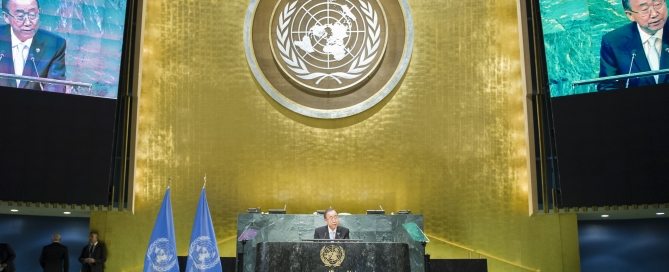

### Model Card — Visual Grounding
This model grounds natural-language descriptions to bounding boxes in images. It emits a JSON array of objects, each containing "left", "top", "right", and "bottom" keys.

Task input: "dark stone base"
[{"left": 256, "top": 241, "right": 410, "bottom": 272}]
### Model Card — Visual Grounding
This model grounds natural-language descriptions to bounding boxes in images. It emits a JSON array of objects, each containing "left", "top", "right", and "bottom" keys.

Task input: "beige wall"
[{"left": 91, "top": 0, "right": 580, "bottom": 271}]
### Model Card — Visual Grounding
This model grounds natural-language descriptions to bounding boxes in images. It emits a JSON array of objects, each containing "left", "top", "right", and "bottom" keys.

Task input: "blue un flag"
[
  {"left": 186, "top": 187, "right": 222, "bottom": 272},
  {"left": 143, "top": 188, "right": 180, "bottom": 272}
]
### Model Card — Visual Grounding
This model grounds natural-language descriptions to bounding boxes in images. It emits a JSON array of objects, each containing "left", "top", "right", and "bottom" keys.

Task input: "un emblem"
[
  {"left": 272, "top": 0, "right": 387, "bottom": 92},
  {"left": 146, "top": 238, "right": 178, "bottom": 272},
  {"left": 245, "top": 0, "right": 413, "bottom": 119},
  {"left": 320, "top": 244, "right": 345, "bottom": 270},
  {"left": 187, "top": 236, "right": 220, "bottom": 270}
]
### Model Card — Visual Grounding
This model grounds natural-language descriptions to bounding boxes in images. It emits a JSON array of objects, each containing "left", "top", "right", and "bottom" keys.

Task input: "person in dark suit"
[
  {"left": 598, "top": 0, "right": 669, "bottom": 90},
  {"left": 313, "top": 208, "right": 350, "bottom": 240},
  {"left": 78, "top": 231, "right": 106, "bottom": 272},
  {"left": 0, "top": 0, "right": 66, "bottom": 92},
  {"left": 0, "top": 243, "right": 15, "bottom": 272},
  {"left": 39, "top": 233, "right": 69, "bottom": 272}
]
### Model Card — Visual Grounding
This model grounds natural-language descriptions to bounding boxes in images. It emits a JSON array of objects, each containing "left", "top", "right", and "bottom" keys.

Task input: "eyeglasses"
[
  {"left": 4, "top": 11, "right": 39, "bottom": 22},
  {"left": 629, "top": 0, "right": 666, "bottom": 16}
]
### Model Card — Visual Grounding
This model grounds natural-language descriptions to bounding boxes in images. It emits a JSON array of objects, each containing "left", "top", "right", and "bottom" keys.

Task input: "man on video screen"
[
  {"left": 599, "top": 0, "right": 668, "bottom": 90},
  {"left": 0, "top": 0, "right": 66, "bottom": 92}
]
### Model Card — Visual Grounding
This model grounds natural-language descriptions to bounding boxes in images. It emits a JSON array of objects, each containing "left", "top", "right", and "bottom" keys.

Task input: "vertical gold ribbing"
[{"left": 91, "top": 1, "right": 580, "bottom": 271}]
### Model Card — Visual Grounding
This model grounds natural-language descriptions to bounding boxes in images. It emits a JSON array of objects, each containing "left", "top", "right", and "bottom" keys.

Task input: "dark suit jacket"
[
  {"left": 598, "top": 21, "right": 669, "bottom": 90},
  {"left": 79, "top": 242, "right": 106, "bottom": 272},
  {"left": 0, "top": 243, "right": 15, "bottom": 272},
  {"left": 313, "top": 225, "right": 350, "bottom": 240},
  {"left": 40, "top": 242, "right": 69, "bottom": 272},
  {"left": 0, "top": 24, "right": 66, "bottom": 92}
]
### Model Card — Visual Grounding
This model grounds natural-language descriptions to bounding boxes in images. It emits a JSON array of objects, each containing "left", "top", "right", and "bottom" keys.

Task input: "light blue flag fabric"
[
  {"left": 186, "top": 188, "right": 222, "bottom": 272},
  {"left": 144, "top": 188, "right": 180, "bottom": 272}
]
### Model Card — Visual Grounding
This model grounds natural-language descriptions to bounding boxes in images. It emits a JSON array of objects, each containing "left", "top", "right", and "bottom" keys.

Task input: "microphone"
[
  {"left": 30, "top": 54, "right": 44, "bottom": 91},
  {"left": 626, "top": 50, "right": 636, "bottom": 89}
]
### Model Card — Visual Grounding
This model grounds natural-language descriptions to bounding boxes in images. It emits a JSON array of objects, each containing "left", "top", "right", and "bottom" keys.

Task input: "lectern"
[
  {"left": 237, "top": 214, "right": 425, "bottom": 271},
  {"left": 256, "top": 241, "right": 410, "bottom": 272}
]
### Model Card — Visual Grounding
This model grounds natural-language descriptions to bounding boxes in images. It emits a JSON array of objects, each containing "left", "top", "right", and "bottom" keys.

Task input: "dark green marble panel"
[{"left": 255, "top": 242, "right": 410, "bottom": 272}]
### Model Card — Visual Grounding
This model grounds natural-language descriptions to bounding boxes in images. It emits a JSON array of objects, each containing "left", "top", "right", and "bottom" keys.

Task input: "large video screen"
[
  {"left": 0, "top": 0, "right": 127, "bottom": 98},
  {"left": 0, "top": 0, "right": 138, "bottom": 205},
  {"left": 540, "top": 0, "right": 669, "bottom": 97},
  {"left": 532, "top": 0, "right": 669, "bottom": 207}
]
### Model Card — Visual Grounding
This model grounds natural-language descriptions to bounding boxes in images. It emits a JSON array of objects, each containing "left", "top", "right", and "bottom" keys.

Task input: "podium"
[
  {"left": 255, "top": 241, "right": 410, "bottom": 272},
  {"left": 572, "top": 68, "right": 669, "bottom": 90},
  {"left": 237, "top": 214, "right": 425, "bottom": 272},
  {"left": 0, "top": 72, "right": 92, "bottom": 93}
]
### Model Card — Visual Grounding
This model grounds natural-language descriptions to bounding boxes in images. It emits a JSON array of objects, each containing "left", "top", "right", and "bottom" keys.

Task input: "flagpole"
[
  {"left": 143, "top": 182, "right": 179, "bottom": 272},
  {"left": 186, "top": 174, "right": 222, "bottom": 272}
]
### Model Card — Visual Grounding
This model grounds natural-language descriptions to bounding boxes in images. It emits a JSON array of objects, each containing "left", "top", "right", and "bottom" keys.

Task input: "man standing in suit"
[
  {"left": 0, "top": 0, "right": 66, "bottom": 92},
  {"left": 79, "top": 231, "right": 106, "bottom": 272},
  {"left": 0, "top": 243, "right": 15, "bottom": 272},
  {"left": 599, "top": 0, "right": 668, "bottom": 90},
  {"left": 313, "top": 208, "right": 350, "bottom": 240},
  {"left": 39, "top": 233, "right": 68, "bottom": 272}
]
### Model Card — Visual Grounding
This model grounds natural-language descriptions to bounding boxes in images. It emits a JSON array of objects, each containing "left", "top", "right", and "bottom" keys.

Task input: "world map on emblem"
[
  {"left": 246, "top": 0, "right": 413, "bottom": 118},
  {"left": 188, "top": 236, "right": 220, "bottom": 270},
  {"left": 146, "top": 238, "right": 178, "bottom": 272},
  {"left": 272, "top": 0, "right": 388, "bottom": 92}
]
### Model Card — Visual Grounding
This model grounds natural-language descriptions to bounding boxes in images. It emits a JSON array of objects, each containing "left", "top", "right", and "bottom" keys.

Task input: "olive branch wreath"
[{"left": 276, "top": 0, "right": 381, "bottom": 86}]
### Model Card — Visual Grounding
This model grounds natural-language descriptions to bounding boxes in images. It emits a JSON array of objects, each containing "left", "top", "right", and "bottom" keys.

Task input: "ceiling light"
[
  {"left": 601, "top": 214, "right": 609, "bottom": 218},
  {"left": 63, "top": 211, "right": 71, "bottom": 215},
  {"left": 10, "top": 209, "right": 18, "bottom": 212},
  {"left": 657, "top": 212, "right": 665, "bottom": 216}
]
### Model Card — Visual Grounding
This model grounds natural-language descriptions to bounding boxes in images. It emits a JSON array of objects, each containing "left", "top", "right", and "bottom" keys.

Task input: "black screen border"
[
  {"left": 0, "top": 0, "right": 143, "bottom": 207},
  {"left": 522, "top": 0, "right": 669, "bottom": 209}
]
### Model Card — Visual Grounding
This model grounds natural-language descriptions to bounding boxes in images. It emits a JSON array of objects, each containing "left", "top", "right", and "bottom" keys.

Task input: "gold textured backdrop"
[{"left": 91, "top": 0, "right": 580, "bottom": 271}]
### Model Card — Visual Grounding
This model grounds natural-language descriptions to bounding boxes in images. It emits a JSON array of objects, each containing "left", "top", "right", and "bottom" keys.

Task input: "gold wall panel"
[{"left": 92, "top": 0, "right": 580, "bottom": 271}]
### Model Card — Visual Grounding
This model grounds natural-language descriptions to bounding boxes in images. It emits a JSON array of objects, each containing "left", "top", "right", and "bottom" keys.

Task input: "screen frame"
[
  {"left": 0, "top": 0, "right": 145, "bottom": 210},
  {"left": 520, "top": 0, "right": 669, "bottom": 211},
  {"left": 109, "top": 0, "right": 145, "bottom": 212}
]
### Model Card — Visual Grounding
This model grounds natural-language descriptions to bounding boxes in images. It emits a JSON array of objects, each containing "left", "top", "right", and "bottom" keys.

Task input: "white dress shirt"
[
  {"left": 10, "top": 28, "right": 33, "bottom": 86},
  {"left": 637, "top": 24, "right": 663, "bottom": 82}
]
